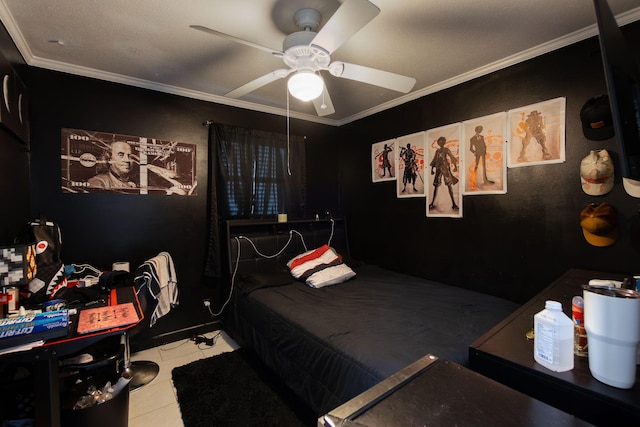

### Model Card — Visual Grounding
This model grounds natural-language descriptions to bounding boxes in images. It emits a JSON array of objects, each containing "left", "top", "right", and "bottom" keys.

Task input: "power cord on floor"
[{"left": 191, "top": 331, "right": 221, "bottom": 347}]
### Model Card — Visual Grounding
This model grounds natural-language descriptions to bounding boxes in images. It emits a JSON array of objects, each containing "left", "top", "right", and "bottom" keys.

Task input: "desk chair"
[
  {"left": 125, "top": 252, "right": 178, "bottom": 391},
  {"left": 122, "top": 278, "right": 159, "bottom": 391}
]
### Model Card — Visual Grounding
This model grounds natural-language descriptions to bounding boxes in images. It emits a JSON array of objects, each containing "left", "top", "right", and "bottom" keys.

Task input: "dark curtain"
[
  {"left": 203, "top": 122, "right": 306, "bottom": 278},
  {"left": 203, "top": 124, "right": 223, "bottom": 278}
]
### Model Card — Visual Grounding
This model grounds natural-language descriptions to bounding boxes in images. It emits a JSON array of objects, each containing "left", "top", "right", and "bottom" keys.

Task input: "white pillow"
[{"left": 287, "top": 245, "right": 356, "bottom": 288}]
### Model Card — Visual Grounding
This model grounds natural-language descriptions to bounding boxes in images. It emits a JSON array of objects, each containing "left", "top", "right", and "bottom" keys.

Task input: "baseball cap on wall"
[
  {"left": 579, "top": 202, "right": 618, "bottom": 247},
  {"left": 580, "top": 95, "right": 614, "bottom": 141},
  {"left": 623, "top": 177, "right": 640, "bottom": 198},
  {"left": 580, "top": 149, "right": 614, "bottom": 195}
]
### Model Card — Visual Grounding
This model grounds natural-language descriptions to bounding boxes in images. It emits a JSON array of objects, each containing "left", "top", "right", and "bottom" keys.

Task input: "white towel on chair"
[{"left": 135, "top": 251, "right": 179, "bottom": 327}]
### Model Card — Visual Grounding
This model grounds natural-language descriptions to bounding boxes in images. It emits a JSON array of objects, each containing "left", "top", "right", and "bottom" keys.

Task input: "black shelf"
[{"left": 469, "top": 268, "right": 639, "bottom": 426}]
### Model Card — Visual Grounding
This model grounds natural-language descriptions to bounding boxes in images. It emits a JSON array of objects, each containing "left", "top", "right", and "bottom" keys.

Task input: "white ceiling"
[{"left": 1, "top": 0, "right": 639, "bottom": 126}]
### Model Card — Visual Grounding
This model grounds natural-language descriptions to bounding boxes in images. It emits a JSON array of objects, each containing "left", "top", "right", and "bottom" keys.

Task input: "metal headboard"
[{"left": 225, "top": 218, "right": 349, "bottom": 277}]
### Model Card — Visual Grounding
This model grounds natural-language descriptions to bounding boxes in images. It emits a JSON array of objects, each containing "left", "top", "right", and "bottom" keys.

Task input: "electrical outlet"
[{"left": 202, "top": 299, "right": 211, "bottom": 308}]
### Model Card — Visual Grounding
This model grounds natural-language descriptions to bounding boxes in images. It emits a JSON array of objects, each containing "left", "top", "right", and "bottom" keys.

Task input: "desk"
[
  {"left": 0, "top": 286, "right": 142, "bottom": 427},
  {"left": 320, "top": 354, "right": 589, "bottom": 426},
  {"left": 469, "top": 268, "right": 640, "bottom": 426}
]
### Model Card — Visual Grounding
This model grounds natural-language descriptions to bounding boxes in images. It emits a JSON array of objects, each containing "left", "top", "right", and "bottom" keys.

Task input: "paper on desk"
[{"left": 0, "top": 340, "right": 44, "bottom": 355}]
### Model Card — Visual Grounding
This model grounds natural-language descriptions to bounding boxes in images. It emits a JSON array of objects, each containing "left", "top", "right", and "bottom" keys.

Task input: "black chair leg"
[
  {"left": 122, "top": 332, "right": 159, "bottom": 391},
  {"left": 129, "top": 360, "right": 160, "bottom": 391}
]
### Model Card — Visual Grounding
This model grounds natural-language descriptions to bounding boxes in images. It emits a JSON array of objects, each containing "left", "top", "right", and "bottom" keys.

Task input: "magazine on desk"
[{"left": 76, "top": 302, "right": 139, "bottom": 334}]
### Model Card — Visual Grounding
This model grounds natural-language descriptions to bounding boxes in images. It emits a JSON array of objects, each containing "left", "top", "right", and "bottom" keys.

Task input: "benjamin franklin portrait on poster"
[{"left": 61, "top": 128, "right": 197, "bottom": 195}]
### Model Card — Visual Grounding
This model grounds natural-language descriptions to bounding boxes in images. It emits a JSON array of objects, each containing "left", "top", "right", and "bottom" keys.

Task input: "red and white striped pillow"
[{"left": 287, "top": 244, "right": 356, "bottom": 288}]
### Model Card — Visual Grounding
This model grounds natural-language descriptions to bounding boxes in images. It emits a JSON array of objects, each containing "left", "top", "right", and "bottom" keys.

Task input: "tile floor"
[{"left": 128, "top": 330, "right": 240, "bottom": 427}]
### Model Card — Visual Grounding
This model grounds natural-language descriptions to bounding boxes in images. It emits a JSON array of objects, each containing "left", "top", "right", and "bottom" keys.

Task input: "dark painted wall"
[
  {"left": 25, "top": 67, "right": 339, "bottom": 348},
  {"left": 334, "top": 23, "right": 640, "bottom": 304},
  {"left": 3, "top": 19, "right": 640, "bottom": 349}
]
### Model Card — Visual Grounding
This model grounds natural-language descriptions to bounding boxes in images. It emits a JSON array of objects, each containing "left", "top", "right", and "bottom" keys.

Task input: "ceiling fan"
[{"left": 191, "top": 0, "right": 416, "bottom": 117}]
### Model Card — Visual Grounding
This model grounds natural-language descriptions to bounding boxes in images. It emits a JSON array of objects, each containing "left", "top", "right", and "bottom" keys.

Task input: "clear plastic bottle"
[{"left": 534, "top": 300, "right": 574, "bottom": 372}]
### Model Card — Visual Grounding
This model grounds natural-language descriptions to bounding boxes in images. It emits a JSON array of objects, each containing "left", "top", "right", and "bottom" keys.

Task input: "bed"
[{"left": 221, "top": 218, "right": 519, "bottom": 415}]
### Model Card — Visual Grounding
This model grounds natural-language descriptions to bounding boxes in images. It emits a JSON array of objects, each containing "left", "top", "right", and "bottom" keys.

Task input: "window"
[
  {"left": 222, "top": 142, "right": 283, "bottom": 216},
  {"left": 213, "top": 123, "right": 305, "bottom": 219}
]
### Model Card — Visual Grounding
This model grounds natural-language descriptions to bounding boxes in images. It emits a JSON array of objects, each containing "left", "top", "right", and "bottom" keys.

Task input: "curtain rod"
[{"left": 202, "top": 119, "right": 306, "bottom": 141}]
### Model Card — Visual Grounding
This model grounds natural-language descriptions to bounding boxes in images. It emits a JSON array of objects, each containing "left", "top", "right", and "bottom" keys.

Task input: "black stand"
[{"left": 122, "top": 331, "right": 159, "bottom": 391}]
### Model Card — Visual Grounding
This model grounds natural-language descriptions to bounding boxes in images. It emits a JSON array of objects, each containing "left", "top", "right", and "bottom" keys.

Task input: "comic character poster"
[
  {"left": 462, "top": 112, "right": 508, "bottom": 195},
  {"left": 372, "top": 139, "right": 396, "bottom": 182},
  {"left": 426, "top": 124, "right": 463, "bottom": 218},
  {"left": 61, "top": 128, "right": 197, "bottom": 195},
  {"left": 396, "top": 132, "right": 425, "bottom": 198},
  {"left": 508, "top": 97, "right": 566, "bottom": 168}
]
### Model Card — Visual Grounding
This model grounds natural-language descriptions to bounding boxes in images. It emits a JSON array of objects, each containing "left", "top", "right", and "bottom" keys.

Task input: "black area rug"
[{"left": 171, "top": 349, "right": 317, "bottom": 427}]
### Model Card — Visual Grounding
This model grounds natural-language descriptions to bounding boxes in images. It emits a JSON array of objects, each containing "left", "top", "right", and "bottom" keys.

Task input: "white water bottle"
[{"left": 534, "top": 300, "right": 574, "bottom": 372}]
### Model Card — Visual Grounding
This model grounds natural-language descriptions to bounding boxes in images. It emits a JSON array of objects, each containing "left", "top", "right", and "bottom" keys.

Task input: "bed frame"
[
  {"left": 221, "top": 217, "right": 519, "bottom": 415},
  {"left": 224, "top": 217, "right": 350, "bottom": 275}
]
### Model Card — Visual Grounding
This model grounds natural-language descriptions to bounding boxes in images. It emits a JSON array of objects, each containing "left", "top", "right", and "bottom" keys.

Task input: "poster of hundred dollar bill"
[{"left": 61, "top": 128, "right": 197, "bottom": 195}]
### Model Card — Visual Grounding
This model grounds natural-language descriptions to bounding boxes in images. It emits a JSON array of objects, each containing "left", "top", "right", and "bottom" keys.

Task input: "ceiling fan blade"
[
  {"left": 226, "top": 69, "right": 293, "bottom": 99},
  {"left": 190, "top": 25, "right": 282, "bottom": 56},
  {"left": 311, "top": 0, "right": 380, "bottom": 55},
  {"left": 312, "top": 85, "right": 335, "bottom": 116},
  {"left": 331, "top": 62, "right": 416, "bottom": 93}
]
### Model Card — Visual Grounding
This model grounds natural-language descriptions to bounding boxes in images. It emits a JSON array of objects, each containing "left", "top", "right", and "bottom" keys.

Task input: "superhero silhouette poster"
[
  {"left": 426, "top": 124, "right": 463, "bottom": 218},
  {"left": 396, "top": 132, "right": 425, "bottom": 198},
  {"left": 462, "top": 112, "right": 508, "bottom": 195},
  {"left": 507, "top": 97, "right": 566, "bottom": 168},
  {"left": 372, "top": 138, "right": 396, "bottom": 182}
]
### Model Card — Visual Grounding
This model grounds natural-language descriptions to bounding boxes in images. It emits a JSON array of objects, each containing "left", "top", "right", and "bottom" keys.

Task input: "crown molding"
[{"left": 2, "top": 2, "right": 639, "bottom": 127}]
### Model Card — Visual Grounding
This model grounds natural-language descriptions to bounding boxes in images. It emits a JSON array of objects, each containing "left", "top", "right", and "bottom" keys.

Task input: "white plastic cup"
[{"left": 584, "top": 286, "right": 640, "bottom": 389}]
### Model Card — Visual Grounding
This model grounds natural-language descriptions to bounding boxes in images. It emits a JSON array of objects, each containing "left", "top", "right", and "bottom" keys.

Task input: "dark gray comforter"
[{"left": 226, "top": 263, "right": 519, "bottom": 415}]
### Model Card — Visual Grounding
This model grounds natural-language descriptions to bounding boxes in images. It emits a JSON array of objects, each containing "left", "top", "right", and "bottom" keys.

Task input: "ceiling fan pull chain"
[{"left": 286, "top": 87, "right": 292, "bottom": 176}]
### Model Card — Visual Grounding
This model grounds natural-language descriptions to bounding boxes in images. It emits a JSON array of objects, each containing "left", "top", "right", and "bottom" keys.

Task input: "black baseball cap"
[{"left": 580, "top": 95, "right": 614, "bottom": 141}]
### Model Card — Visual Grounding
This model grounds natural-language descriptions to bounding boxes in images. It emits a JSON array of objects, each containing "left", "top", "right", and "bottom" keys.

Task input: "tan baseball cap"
[
  {"left": 580, "top": 149, "right": 614, "bottom": 196},
  {"left": 579, "top": 202, "right": 618, "bottom": 247}
]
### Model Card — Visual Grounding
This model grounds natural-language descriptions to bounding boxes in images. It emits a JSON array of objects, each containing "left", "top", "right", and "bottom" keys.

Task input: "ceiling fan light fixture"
[{"left": 288, "top": 71, "right": 323, "bottom": 101}]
